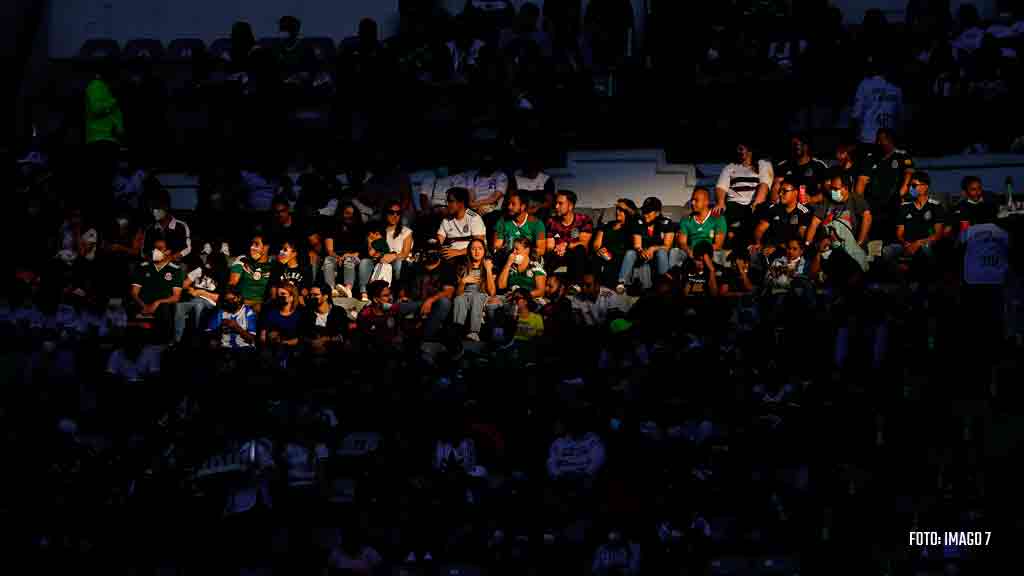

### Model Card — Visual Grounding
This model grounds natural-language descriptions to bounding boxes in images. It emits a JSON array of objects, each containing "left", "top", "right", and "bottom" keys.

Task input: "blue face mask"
[
  {"left": 830, "top": 188, "right": 844, "bottom": 203},
  {"left": 909, "top": 186, "right": 918, "bottom": 199}
]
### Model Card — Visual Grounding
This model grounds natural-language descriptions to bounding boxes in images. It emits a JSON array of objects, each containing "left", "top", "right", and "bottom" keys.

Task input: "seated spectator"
[
  {"left": 466, "top": 152, "right": 510, "bottom": 217},
  {"left": 356, "top": 280, "right": 404, "bottom": 351},
  {"left": 129, "top": 239, "right": 184, "bottom": 335},
  {"left": 540, "top": 273, "right": 575, "bottom": 341},
  {"left": 773, "top": 134, "right": 830, "bottom": 204},
  {"left": 714, "top": 141, "right": 773, "bottom": 243},
  {"left": 453, "top": 239, "right": 497, "bottom": 342},
  {"left": 439, "top": 187, "right": 487, "bottom": 262},
  {"left": 301, "top": 282, "right": 346, "bottom": 355},
  {"left": 592, "top": 529, "right": 641, "bottom": 576},
  {"left": 765, "top": 239, "right": 807, "bottom": 290},
  {"left": 619, "top": 197, "right": 675, "bottom": 292},
  {"left": 276, "top": 15, "right": 312, "bottom": 85},
  {"left": 260, "top": 282, "right": 302, "bottom": 349},
  {"left": 806, "top": 174, "right": 872, "bottom": 247},
  {"left": 592, "top": 198, "right": 637, "bottom": 288},
  {"left": 492, "top": 189, "right": 546, "bottom": 263},
  {"left": 572, "top": 271, "right": 627, "bottom": 327},
  {"left": 228, "top": 234, "right": 274, "bottom": 313},
  {"left": 174, "top": 249, "right": 226, "bottom": 344},
  {"left": 143, "top": 189, "right": 192, "bottom": 262},
  {"left": 271, "top": 239, "right": 312, "bottom": 302},
  {"left": 719, "top": 250, "right": 755, "bottom": 296},
  {"left": 515, "top": 156, "right": 556, "bottom": 216},
  {"left": 752, "top": 178, "right": 812, "bottom": 259},
  {"left": 884, "top": 171, "right": 946, "bottom": 270},
  {"left": 547, "top": 411, "right": 606, "bottom": 481},
  {"left": 323, "top": 202, "right": 368, "bottom": 299},
  {"left": 948, "top": 176, "right": 997, "bottom": 236},
  {"left": 404, "top": 246, "right": 456, "bottom": 342},
  {"left": 511, "top": 288, "right": 545, "bottom": 343},
  {"left": 206, "top": 289, "right": 258, "bottom": 350},
  {"left": 675, "top": 186, "right": 726, "bottom": 268},
  {"left": 683, "top": 244, "right": 719, "bottom": 298},
  {"left": 381, "top": 201, "right": 415, "bottom": 284},
  {"left": 545, "top": 190, "right": 594, "bottom": 284},
  {"left": 267, "top": 194, "right": 304, "bottom": 253},
  {"left": 498, "top": 237, "right": 547, "bottom": 300}
]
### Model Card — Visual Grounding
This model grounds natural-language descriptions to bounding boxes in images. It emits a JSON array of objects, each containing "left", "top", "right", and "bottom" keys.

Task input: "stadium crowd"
[{"left": 7, "top": 1, "right": 1021, "bottom": 575}]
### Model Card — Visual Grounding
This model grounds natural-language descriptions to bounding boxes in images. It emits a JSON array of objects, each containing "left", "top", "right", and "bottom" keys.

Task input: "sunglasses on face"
[{"left": 781, "top": 187, "right": 797, "bottom": 194}]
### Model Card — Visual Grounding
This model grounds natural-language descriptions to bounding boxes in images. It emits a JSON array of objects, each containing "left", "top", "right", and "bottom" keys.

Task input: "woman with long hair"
[
  {"left": 453, "top": 238, "right": 497, "bottom": 341},
  {"left": 260, "top": 281, "right": 301, "bottom": 349},
  {"left": 323, "top": 202, "right": 366, "bottom": 299},
  {"left": 593, "top": 198, "right": 637, "bottom": 289}
]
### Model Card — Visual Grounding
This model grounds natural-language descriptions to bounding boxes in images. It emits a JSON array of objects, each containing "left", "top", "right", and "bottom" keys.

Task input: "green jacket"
[{"left": 85, "top": 78, "right": 123, "bottom": 145}]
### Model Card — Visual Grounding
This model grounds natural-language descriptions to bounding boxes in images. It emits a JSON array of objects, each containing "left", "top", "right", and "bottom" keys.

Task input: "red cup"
[{"left": 798, "top": 185, "right": 809, "bottom": 205}]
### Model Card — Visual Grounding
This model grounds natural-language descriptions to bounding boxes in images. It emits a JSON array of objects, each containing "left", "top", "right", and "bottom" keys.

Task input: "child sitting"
[{"left": 765, "top": 238, "right": 807, "bottom": 290}]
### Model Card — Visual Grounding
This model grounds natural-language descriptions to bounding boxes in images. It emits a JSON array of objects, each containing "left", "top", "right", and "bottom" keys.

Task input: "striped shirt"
[
  {"left": 716, "top": 160, "right": 774, "bottom": 205},
  {"left": 207, "top": 306, "right": 257, "bottom": 349}
]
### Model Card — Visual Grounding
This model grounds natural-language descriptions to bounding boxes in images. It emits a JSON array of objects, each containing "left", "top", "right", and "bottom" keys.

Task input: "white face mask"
[
  {"left": 152, "top": 248, "right": 165, "bottom": 262},
  {"left": 966, "top": 198, "right": 981, "bottom": 205},
  {"left": 831, "top": 188, "right": 844, "bottom": 203},
  {"left": 513, "top": 254, "right": 524, "bottom": 265},
  {"left": 152, "top": 208, "right": 167, "bottom": 221},
  {"left": 381, "top": 302, "right": 392, "bottom": 311},
  {"left": 116, "top": 217, "right": 129, "bottom": 229}
]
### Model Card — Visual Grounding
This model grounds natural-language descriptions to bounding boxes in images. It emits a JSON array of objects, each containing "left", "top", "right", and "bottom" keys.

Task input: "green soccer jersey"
[
  {"left": 230, "top": 257, "right": 274, "bottom": 303},
  {"left": 507, "top": 260, "right": 546, "bottom": 292},
  {"left": 680, "top": 213, "right": 726, "bottom": 249},
  {"left": 494, "top": 216, "right": 545, "bottom": 248},
  {"left": 132, "top": 262, "right": 184, "bottom": 303}
]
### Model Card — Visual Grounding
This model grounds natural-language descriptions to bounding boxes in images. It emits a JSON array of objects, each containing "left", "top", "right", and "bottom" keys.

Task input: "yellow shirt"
[{"left": 514, "top": 312, "right": 544, "bottom": 341}]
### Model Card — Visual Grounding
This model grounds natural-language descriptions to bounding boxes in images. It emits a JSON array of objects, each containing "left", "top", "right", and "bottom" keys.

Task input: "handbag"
[{"left": 369, "top": 261, "right": 393, "bottom": 286}]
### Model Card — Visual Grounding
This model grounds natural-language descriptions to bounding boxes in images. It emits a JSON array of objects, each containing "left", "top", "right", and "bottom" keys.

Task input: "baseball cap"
[{"left": 641, "top": 197, "right": 662, "bottom": 214}]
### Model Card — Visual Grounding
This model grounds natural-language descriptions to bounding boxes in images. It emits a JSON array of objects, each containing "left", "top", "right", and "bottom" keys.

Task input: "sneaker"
[
  {"left": 465, "top": 332, "right": 480, "bottom": 342},
  {"left": 615, "top": 283, "right": 626, "bottom": 294},
  {"left": 359, "top": 293, "right": 369, "bottom": 302},
  {"left": 405, "top": 552, "right": 417, "bottom": 563},
  {"left": 568, "top": 284, "right": 581, "bottom": 295},
  {"left": 335, "top": 284, "right": 353, "bottom": 299}
]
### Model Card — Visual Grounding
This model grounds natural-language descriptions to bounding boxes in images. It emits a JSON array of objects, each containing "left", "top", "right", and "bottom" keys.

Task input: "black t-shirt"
[
  {"left": 862, "top": 149, "right": 914, "bottom": 210},
  {"left": 899, "top": 199, "right": 945, "bottom": 242},
  {"left": 267, "top": 217, "right": 308, "bottom": 254},
  {"left": 948, "top": 200, "right": 997, "bottom": 230},
  {"left": 686, "top": 268, "right": 711, "bottom": 297},
  {"left": 271, "top": 262, "right": 312, "bottom": 292},
  {"left": 599, "top": 221, "right": 631, "bottom": 258},
  {"left": 775, "top": 157, "right": 830, "bottom": 197},
  {"left": 327, "top": 219, "right": 367, "bottom": 257},
  {"left": 761, "top": 203, "right": 813, "bottom": 246},
  {"left": 301, "top": 305, "right": 347, "bottom": 339},
  {"left": 631, "top": 215, "right": 676, "bottom": 249},
  {"left": 411, "top": 262, "right": 458, "bottom": 300}
]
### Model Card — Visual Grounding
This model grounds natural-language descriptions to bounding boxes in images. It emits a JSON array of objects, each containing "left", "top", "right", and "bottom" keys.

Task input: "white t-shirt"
[
  {"left": 963, "top": 223, "right": 1009, "bottom": 285},
  {"left": 415, "top": 171, "right": 470, "bottom": 209},
  {"left": 469, "top": 170, "right": 509, "bottom": 215},
  {"left": 385, "top": 226, "right": 414, "bottom": 255},
  {"left": 438, "top": 209, "right": 486, "bottom": 251},
  {"left": 852, "top": 76, "right": 903, "bottom": 144},
  {"left": 514, "top": 170, "right": 551, "bottom": 192},
  {"left": 716, "top": 160, "right": 774, "bottom": 205}
]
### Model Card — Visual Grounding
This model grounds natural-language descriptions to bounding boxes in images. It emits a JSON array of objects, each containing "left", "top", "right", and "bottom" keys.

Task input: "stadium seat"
[
  {"left": 123, "top": 38, "right": 165, "bottom": 61},
  {"left": 78, "top": 38, "right": 120, "bottom": 60}
]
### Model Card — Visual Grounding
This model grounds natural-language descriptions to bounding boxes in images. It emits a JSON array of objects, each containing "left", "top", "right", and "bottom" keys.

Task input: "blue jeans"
[
  {"left": 400, "top": 298, "right": 451, "bottom": 341},
  {"left": 619, "top": 249, "right": 671, "bottom": 287},
  {"left": 174, "top": 298, "right": 216, "bottom": 343},
  {"left": 453, "top": 287, "right": 489, "bottom": 334}
]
